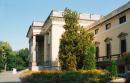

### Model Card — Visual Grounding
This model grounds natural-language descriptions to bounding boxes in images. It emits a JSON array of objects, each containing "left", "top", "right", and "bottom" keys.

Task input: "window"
[
  {"left": 104, "top": 37, "right": 112, "bottom": 59},
  {"left": 118, "top": 32, "right": 128, "bottom": 54},
  {"left": 119, "top": 16, "right": 126, "bottom": 24},
  {"left": 106, "top": 23, "right": 111, "bottom": 30},
  {"left": 95, "top": 29, "right": 99, "bottom": 34},
  {"left": 121, "top": 39, "right": 126, "bottom": 54},
  {"left": 95, "top": 41, "right": 100, "bottom": 61},
  {"left": 96, "top": 46, "right": 99, "bottom": 59},
  {"left": 106, "top": 43, "right": 111, "bottom": 58}
]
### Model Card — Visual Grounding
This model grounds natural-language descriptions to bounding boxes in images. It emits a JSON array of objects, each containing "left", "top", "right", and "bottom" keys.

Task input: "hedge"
[{"left": 20, "top": 69, "right": 111, "bottom": 83}]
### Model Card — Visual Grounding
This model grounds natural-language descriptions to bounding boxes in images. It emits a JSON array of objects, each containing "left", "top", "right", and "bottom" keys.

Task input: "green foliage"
[
  {"left": 21, "top": 70, "right": 110, "bottom": 83},
  {"left": 0, "top": 41, "right": 29, "bottom": 71},
  {"left": 0, "top": 41, "right": 12, "bottom": 71},
  {"left": 10, "top": 48, "right": 29, "bottom": 70},
  {"left": 122, "top": 52, "right": 130, "bottom": 63},
  {"left": 110, "top": 60, "right": 118, "bottom": 78},
  {"left": 59, "top": 8, "right": 80, "bottom": 70},
  {"left": 106, "top": 60, "right": 118, "bottom": 78},
  {"left": 16, "top": 48, "right": 29, "bottom": 70},
  {"left": 59, "top": 8, "right": 96, "bottom": 70},
  {"left": 83, "top": 44, "right": 96, "bottom": 70}
]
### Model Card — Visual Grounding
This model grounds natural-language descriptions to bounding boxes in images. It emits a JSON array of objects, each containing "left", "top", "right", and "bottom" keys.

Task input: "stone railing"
[
  {"left": 97, "top": 54, "right": 121, "bottom": 62},
  {"left": 43, "top": 60, "right": 59, "bottom": 66},
  {"left": 42, "top": 60, "right": 60, "bottom": 70}
]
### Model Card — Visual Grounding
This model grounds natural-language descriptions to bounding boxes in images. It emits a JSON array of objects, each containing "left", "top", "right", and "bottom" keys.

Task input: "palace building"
[
  {"left": 26, "top": 10, "right": 101, "bottom": 71},
  {"left": 27, "top": 2, "right": 130, "bottom": 72},
  {"left": 87, "top": 1, "right": 130, "bottom": 73}
]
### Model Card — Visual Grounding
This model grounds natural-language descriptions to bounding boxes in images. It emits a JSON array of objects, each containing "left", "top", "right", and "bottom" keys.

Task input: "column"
[
  {"left": 29, "top": 38, "right": 32, "bottom": 67},
  {"left": 32, "top": 35, "right": 37, "bottom": 66},
  {"left": 44, "top": 34, "right": 47, "bottom": 63}
]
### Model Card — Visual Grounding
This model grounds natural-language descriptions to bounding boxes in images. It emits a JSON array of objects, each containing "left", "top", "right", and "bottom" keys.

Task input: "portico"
[
  {"left": 27, "top": 22, "right": 44, "bottom": 70},
  {"left": 27, "top": 21, "right": 60, "bottom": 71}
]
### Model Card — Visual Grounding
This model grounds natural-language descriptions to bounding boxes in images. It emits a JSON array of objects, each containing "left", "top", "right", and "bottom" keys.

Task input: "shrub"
[
  {"left": 122, "top": 52, "right": 130, "bottom": 63},
  {"left": 110, "top": 60, "right": 118, "bottom": 78},
  {"left": 20, "top": 69, "right": 110, "bottom": 83},
  {"left": 105, "top": 60, "right": 118, "bottom": 79},
  {"left": 83, "top": 45, "right": 96, "bottom": 70}
]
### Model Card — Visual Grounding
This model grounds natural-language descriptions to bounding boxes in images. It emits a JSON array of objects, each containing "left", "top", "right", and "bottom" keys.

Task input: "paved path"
[{"left": 0, "top": 71, "right": 21, "bottom": 83}]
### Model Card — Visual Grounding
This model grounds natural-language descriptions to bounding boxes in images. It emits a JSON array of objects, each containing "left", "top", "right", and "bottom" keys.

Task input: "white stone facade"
[
  {"left": 26, "top": 10, "right": 101, "bottom": 71},
  {"left": 27, "top": 1, "right": 130, "bottom": 71},
  {"left": 87, "top": 1, "right": 130, "bottom": 73}
]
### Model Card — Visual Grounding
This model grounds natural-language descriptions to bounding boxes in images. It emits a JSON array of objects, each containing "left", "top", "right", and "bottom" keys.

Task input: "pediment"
[
  {"left": 104, "top": 37, "right": 112, "bottom": 42},
  {"left": 95, "top": 41, "right": 100, "bottom": 46},
  {"left": 118, "top": 32, "right": 128, "bottom": 38}
]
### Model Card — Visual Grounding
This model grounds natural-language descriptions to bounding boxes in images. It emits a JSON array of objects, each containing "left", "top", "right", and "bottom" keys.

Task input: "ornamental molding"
[
  {"left": 95, "top": 41, "right": 100, "bottom": 46},
  {"left": 118, "top": 32, "right": 128, "bottom": 38},
  {"left": 104, "top": 37, "right": 112, "bottom": 42}
]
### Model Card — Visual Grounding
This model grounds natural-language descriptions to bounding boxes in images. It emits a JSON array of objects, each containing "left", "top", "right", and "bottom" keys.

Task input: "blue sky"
[{"left": 0, "top": 0, "right": 129, "bottom": 50}]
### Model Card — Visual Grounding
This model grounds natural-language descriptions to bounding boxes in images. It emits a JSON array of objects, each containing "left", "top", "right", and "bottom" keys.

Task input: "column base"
[
  {"left": 32, "top": 62, "right": 37, "bottom": 66},
  {"left": 31, "top": 65, "right": 61, "bottom": 71},
  {"left": 42, "top": 66, "right": 61, "bottom": 70},
  {"left": 31, "top": 66, "right": 39, "bottom": 71}
]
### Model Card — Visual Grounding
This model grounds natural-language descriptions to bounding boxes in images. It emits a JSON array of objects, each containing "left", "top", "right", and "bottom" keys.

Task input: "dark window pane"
[
  {"left": 96, "top": 47, "right": 99, "bottom": 59},
  {"left": 106, "top": 43, "right": 111, "bottom": 58},
  {"left": 121, "top": 39, "right": 126, "bottom": 54},
  {"left": 95, "top": 29, "right": 99, "bottom": 34},
  {"left": 106, "top": 23, "right": 111, "bottom": 30},
  {"left": 119, "top": 16, "right": 126, "bottom": 24}
]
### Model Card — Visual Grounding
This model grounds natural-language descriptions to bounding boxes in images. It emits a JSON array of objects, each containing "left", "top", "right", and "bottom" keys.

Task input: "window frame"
[
  {"left": 119, "top": 15, "right": 126, "bottom": 24},
  {"left": 95, "top": 29, "right": 99, "bottom": 35},
  {"left": 120, "top": 39, "right": 126, "bottom": 54},
  {"left": 106, "top": 23, "right": 111, "bottom": 30},
  {"left": 96, "top": 46, "right": 99, "bottom": 59}
]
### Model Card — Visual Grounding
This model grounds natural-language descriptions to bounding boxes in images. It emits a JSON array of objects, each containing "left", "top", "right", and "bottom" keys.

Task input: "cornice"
[{"left": 89, "top": 1, "right": 130, "bottom": 29}]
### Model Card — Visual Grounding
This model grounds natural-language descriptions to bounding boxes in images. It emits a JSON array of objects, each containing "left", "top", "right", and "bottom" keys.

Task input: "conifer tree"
[
  {"left": 59, "top": 8, "right": 96, "bottom": 70},
  {"left": 59, "top": 8, "right": 79, "bottom": 70}
]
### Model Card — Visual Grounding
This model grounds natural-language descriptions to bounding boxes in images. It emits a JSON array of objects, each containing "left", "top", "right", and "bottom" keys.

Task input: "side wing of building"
[{"left": 87, "top": 1, "right": 130, "bottom": 73}]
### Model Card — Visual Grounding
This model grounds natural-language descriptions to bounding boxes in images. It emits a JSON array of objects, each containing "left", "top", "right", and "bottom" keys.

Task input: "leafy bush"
[
  {"left": 105, "top": 60, "right": 118, "bottom": 79},
  {"left": 122, "top": 52, "right": 130, "bottom": 63},
  {"left": 110, "top": 60, "right": 118, "bottom": 78},
  {"left": 20, "top": 69, "right": 111, "bottom": 83}
]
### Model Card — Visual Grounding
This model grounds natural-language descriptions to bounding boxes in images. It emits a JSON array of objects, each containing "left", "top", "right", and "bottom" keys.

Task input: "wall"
[
  {"left": 51, "top": 24, "right": 64, "bottom": 63},
  {"left": 90, "top": 10, "right": 130, "bottom": 57}
]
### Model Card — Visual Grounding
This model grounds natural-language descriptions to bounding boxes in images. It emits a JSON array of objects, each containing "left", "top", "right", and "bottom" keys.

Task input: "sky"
[{"left": 0, "top": 0, "right": 129, "bottom": 51}]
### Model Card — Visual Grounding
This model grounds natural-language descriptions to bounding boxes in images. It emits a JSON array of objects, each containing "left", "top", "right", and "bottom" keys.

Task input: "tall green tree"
[
  {"left": 8, "top": 48, "right": 29, "bottom": 70},
  {"left": 78, "top": 28, "right": 96, "bottom": 70},
  {"left": 16, "top": 48, "right": 29, "bottom": 70},
  {"left": 0, "top": 41, "right": 29, "bottom": 71},
  {"left": 76, "top": 28, "right": 95, "bottom": 69},
  {"left": 59, "top": 8, "right": 80, "bottom": 70},
  {"left": 59, "top": 8, "right": 96, "bottom": 70},
  {"left": 0, "top": 41, "right": 12, "bottom": 71}
]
